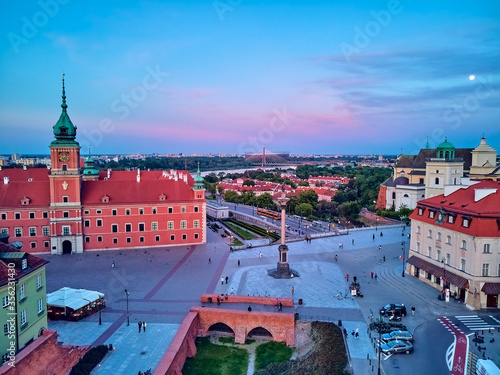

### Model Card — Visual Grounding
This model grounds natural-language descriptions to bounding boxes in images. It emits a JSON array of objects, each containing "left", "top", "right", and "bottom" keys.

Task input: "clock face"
[{"left": 59, "top": 152, "right": 70, "bottom": 162}]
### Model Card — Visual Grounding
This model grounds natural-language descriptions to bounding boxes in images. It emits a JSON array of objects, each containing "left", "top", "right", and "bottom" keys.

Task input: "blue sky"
[{"left": 1, "top": 0, "right": 499, "bottom": 155}]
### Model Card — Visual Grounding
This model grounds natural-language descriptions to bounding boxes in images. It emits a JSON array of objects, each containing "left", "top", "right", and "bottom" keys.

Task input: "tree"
[
  {"left": 338, "top": 201, "right": 361, "bottom": 221},
  {"left": 224, "top": 190, "right": 239, "bottom": 203},
  {"left": 256, "top": 193, "right": 276, "bottom": 210},
  {"left": 298, "top": 181, "right": 310, "bottom": 187},
  {"left": 239, "top": 191, "right": 256, "bottom": 205},
  {"left": 217, "top": 185, "right": 224, "bottom": 195},
  {"left": 298, "top": 190, "right": 318, "bottom": 206},
  {"left": 242, "top": 180, "right": 255, "bottom": 186},
  {"left": 204, "top": 173, "right": 218, "bottom": 184},
  {"left": 296, "top": 203, "right": 313, "bottom": 217}
]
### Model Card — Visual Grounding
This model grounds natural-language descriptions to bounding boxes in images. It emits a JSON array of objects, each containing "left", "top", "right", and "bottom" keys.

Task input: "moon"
[{"left": 469, "top": 75, "right": 475, "bottom": 81}]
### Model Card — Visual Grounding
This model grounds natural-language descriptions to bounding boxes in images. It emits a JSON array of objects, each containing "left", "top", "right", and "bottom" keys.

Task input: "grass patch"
[
  {"left": 183, "top": 337, "right": 248, "bottom": 375},
  {"left": 231, "top": 238, "right": 244, "bottom": 247},
  {"left": 225, "top": 222, "right": 257, "bottom": 240},
  {"left": 255, "top": 341, "right": 293, "bottom": 370},
  {"left": 224, "top": 219, "right": 280, "bottom": 241},
  {"left": 219, "top": 336, "right": 235, "bottom": 344}
]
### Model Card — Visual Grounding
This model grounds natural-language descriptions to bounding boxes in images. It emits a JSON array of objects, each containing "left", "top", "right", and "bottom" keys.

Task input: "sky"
[{"left": 1, "top": 0, "right": 499, "bottom": 156}]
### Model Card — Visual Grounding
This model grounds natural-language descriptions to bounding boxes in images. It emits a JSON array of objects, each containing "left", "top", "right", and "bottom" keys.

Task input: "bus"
[{"left": 257, "top": 208, "right": 281, "bottom": 220}]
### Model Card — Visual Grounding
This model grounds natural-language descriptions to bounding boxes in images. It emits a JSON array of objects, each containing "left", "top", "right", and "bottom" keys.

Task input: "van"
[{"left": 312, "top": 220, "right": 323, "bottom": 227}]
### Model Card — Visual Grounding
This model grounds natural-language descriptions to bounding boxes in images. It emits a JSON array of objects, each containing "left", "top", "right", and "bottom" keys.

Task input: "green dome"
[
  {"left": 51, "top": 76, "right": 79, "bottom": 147},
  {"left": 436, "top": 137, "right": 455, "bottom": 159},
  {"left": 193, "top": 163, "right": 205, "bottom": 190},
  {"left": 437, "top": 138, "right": 455, "bottom": 150}
]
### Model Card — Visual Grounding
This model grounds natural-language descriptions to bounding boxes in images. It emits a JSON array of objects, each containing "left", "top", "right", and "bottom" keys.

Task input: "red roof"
[
  {"left": 411, "top": 180, "right": 500, "bottom": 237},
  {"left": 0, "top": 168, "right": 50, "bottom": 207}
]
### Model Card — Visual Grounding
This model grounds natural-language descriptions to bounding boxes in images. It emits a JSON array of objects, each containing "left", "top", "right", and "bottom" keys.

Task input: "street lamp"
[
  {"left": 376, "top": 217, "right": 379, "bottom": 231},
  {"left": 401, "top": 241, "right": 405, "bottom": 277},
  {"left": 441, "top": 258, "right": 447, "bottom": 296},
  {"left": 124, "top": 289, "right": 129, "bottom": 326}
]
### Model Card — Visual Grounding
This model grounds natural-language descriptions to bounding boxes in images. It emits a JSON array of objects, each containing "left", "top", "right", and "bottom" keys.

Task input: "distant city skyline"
[{"left": 1, "top": 1, "right": 499, "bottom": 155}]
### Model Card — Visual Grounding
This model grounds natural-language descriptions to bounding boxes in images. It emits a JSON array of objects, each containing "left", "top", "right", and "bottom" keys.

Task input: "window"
[
  {"left": 392, "top": 192, "right": 396, "bottom": 199},
  {"left": 138, "top": 223, "right": 145, "bottom": 232},
  {"left": 461, "top": 258, "right": 466, "bottom": 272},
  {"left": 21, "top": 309, "right": 27, "bottom": 326},
  {"left": 30, "top": 242, "right": 36, "bottom": 248},
  {"left": 44, "top": 241, "right": 49, "bottom": 248},
  {"left": 84, "top": 220, "right": 90, "bottom": 227},
  {"left": 446, "top": 253, "right": 450, "bottom": 265},
  {"left": 437, "top": 232, "right": 441, "bottom": 241},
  {"left": 194, "top": 206, "right": 199, "bottom": 213},
  {"left": 193, "top": 220, "right": 199, "bottom": 229},
  {"left": 97, "top": 219, "right": 103, "bottom": 227},
  {"left": 168, "top": 207, "right": 173, "bottom": 214},
  {"left": 182, "top": 234, "right": 187, "bottom": 240},
  {"left": 63, "top": 226, "right": 70, "bottom": 235},
  {"left": 112, "top": 224, "right": 118, "bottom": 233},
  {"left": 112, "top": 209, "right": 117, "bottom": 216},
  {"left": 194, "top": 233, "right": 199, "bottom": 239},
  {"left": 15, "top": 228, "right": 22, "bottom": 237},
  {"left": 152, "top": 208, "right": 157, "bottom": 214},
  {"left": 113, "top": 237, "right": 118, "bottom": 244},
  {"left": 482, "top": 263, "right": 489, "bottom": 277},
  {"left": 2, "top": 296, "right": 9, "bottom": 308},
  {"left": 84, "top": 210, "right": 90, "bottom": 215},
  {"left": 15, "top": 212, "right": 21, "bottom": 220},
  {"left": 167, "top": 221, "right": 174, "bottom": 230},
  {"left": 446, "top": 235, "right": 452, "bottom": 245},
  {"left": 416, "top": 242, "right": 420, "bottom": 253},
  {"left": 43, "top": 211, "right": 48, "bottom": 219},
  {"left": 63, "top": 196, "right": 69, "bottom": 203},
  {"left": 155, "top": 235, "right": 160, "bottom": 242},
  {"left": 36, "top": 274, "right": 43, "bottom": 289},
  {"left": 436, "top": 249, "right": 441, "bottom": 262},
  {"left": 181, "top": 206, "right": 186, "bottom": 213},
  {"left": 170, "top": 235, "right": 175, "bottom": 241},
  {"left": 139, "top": 236, "right": 144, "bottom": 243},
  {"left": 152, "top": 222, "right": 158, "bottom": 231},
  {"left": 181, "top": 220, "right": 187, "bottom": 229},
  {"left": 461, "top": 240, "right": 467, "bottom": 250},
  {"left": 22, "top": 259, "right": 27, "bottom": 269},
  {"left": 428, "top": 229, "right": 432, "bottom": 238},
  {"left": 62, "top": 164, "right": 67, "bottom": 171},
  {"left": 428, "top": 246, "right": 432, "bottom": 258},
  {"left": 1, "top": 213, "right": 6, "bottom": 220},
  {"left": 483, "top": 244, "right": 491, "bottom": 254},
  {"left": 0, "top": 228, "right": 7, "bottom": 234},
  {"left": 126, "top": 224, "right": 132, "bottom": 232},
  {"left": 85, "top": 236, "right": 90, "bottom": 243},
  {"left": 418, "top": 208, "right": 423, "bottom": 215},
  {"left": 139, "top": 208, "right": 144, "bottom": 215},
  {"left": 448, "top": 215, "right": 454, "bottom": 224},
  {"left": 97, "top": 236, "right": 103, "bottom": 242},
  {"left": 29, "top": 227, "right": 36, "bottom": 236},
  {"left": 435, "top": 177, "right": 439, "bottom": 185},
  {"left": 416, "top": 226, "right": 421, "bottom": 234},
  {"left": 429, "top": 211, "right": 435, "bottom": 219},
  {"left": 37, "top": 298, "right": 43, "bottom": 314},
  {"left": 96, "top": 209, "right": 102, "bottom": 214},
  {"left": 126, "top": 237, "right": 131, "bottom": 243},
  {"left": 126, "top": 209, "right": 131, "bottom": 215},
  {"left": 29, "top": 212, "right": 35, "bottom": 219},
  {"left": 20, "top": 283, "right": 26, "bottom": 300},
  {"left": 462, "top": 218, "right": 469, "bottom": 227},
  {"left": 63, "top": 211, "right": 69, "bottom": 218}
]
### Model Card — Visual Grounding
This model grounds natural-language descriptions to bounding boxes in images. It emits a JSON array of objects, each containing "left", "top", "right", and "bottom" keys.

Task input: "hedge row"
[
  {"left": 70, "top": 345, "right": 109, "bottom": 375},
  {"left": 225, "top": 219, "right": 280, "bottom": 241}
]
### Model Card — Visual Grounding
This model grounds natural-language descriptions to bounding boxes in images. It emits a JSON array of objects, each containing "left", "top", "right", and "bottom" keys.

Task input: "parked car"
[
  {"left": 381, "top": 330, "right": 414, "bottom": 342},
  {"left": 380, "top": 340, "right": 414, "bottom": 354},
  {"left": 380, "top": 303, "right": 407, "bottom": 316}
]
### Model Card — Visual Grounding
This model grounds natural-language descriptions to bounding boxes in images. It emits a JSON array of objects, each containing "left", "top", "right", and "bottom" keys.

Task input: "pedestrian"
[
  {"left": 352, "top": 239, "right": 354, "bottom": 245},
  {"left": 355, "top": 331, "right": 359, "bottom": 339},
  {"left": 375, "top": 273, "right": 378, "bottom": 280},
  {"left": 379, "top": 245, "right": 381, "bottom": 251},
  {"left": 380, "top": 231, "right": 383, "bottom": 237},
  {"left": 208, "top": 258, "right": 211, "bottom": 264},
  {"left": 373, "top": 234, "right": 375, "bottom": 240},
  {"left": 334, "top": 254, "right": 338, "bottom": 262},
  {"left": 411, "top": 306, "right": 415, "bottom": 316},
  {"left": 138, "top": 321, "right": 142, "bottom": 333},
  {"left": 221, "top": 277, "right": 224, "bottom": 285},
  {"left": 346, "top": 274, "right": 349, "bottom": 282},
  {"left": 383, "top": 255, "right": 386, "bottom": 262},
  {"left": 351, "top": 330, "right": 355, "bottom": 336},
  {"left": 225, "top": 276, "right": 228, "bottom": 284},
  {"left": 279, "top": 302, "right": 283, "bottom": 311},
  {"left": 230, "top": 287, "right": 234, "bottom": 295},
  {"left": 217, "top": 296, "right": 220, "bottom": 305},
  {"left": 371, "top": 271, "right": 374, "bottom": 279},
  {"left": 292, "top": 287, "right": 294, "bottom": 295},
  {"left": 339, "top": 242, "right": 342, "bottom": 248},
  {"left": 259, "top": 251, "right": 262, "bottom": 258},
  {"left": 238, "top": 260, "right": 240, "bottom": 266},
  {"left": 112, "top": 261, "right": 115, "bottom": 269},
  {"left": 143, "top": 321, "right": 146, "bottom": 332},
  {"left": 247, "top": 305, "right": 252, "bottom": 312}
]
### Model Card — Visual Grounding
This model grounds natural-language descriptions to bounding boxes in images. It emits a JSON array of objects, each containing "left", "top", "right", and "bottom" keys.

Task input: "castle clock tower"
[{"left": 48, "top": 76, "right": 83, "bottom": 254}]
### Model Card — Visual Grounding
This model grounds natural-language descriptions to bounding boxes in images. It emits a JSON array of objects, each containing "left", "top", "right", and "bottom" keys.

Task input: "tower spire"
[{"left": 61, "top": 73, "right": 67, "bottom": 112}]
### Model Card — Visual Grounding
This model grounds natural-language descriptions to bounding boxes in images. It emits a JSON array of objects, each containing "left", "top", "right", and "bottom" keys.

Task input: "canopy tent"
[{"left": 47, "top": 287, "right": 105, "bottom": 320}]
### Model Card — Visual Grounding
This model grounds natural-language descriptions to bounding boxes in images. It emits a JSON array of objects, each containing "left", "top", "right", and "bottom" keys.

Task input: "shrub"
[{"left": 69, "top": 345, "right": 109, "bottom": 375}]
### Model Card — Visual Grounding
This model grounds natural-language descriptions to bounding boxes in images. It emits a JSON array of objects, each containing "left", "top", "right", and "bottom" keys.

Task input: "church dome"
[
  {"left": 436, "top": 137, "right": 455, "bottom": 159},
  {"left": 393, "top": 176, "right": 409, "bottom": 185}
]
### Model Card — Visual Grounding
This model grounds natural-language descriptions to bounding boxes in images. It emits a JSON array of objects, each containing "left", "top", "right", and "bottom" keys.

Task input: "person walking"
[
  {"left": 259, "top": 251, "right": 262, "bottom": 258},
  {"left": 383, "top": 255, "right": 386, "bottom": 262},
  {"left": 221, "top": 277, "right": 224, "bottom": 285},
  {"left": 371, "top": 271, "right": 374, "bottom": 279},
  {"left": 247, "top": 305, "right": 252, "bottom": 312},
  {"left": 355, "top": 328, "right": 359, "bottom": 339},
  {"left": 343, "top": 328, "right": 348, "bottom": 339},
  {"left": 112, "top": 261, "right": 115, "bottom": 269},
  {"left": 334, "top": 254, "right": 338, "bottom": 262},
  {"left": 238, "top": 260, "right": 240, "bottom": 266},
  {"left": 230, "top": 287, "right": 234, "bottom": 295},
  {"left": 411, "top": 306, "right": 416, "bottom": 316},
  {"left": 379, "top": 245, "right": 382, "bottom": 251},
  {"left": 352, "top": 239, "right": 354, "bottom": 245},
  {"left": 374, "top": 273, "right": 378, "bottom": 281},
  {"left": 225, "top": 276, "right": 228, "bottom": 284},
  {"left": 143, "top": 321, "right": 147, "bottom": 332},
  {"left": 346, "top": 274, "right": 349, "bottom": 282},
  {"left": 138, "top": 321, "right": 142, "bottom": 333},
  {"left": 208, "top": 258, "right": 211, "bottom": 264},
  {"left": 292, "top": 287, "right": 294, "bottom": 295}
]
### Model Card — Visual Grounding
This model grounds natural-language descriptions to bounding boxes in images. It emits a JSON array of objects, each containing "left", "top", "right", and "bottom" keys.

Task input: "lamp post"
[
  {"left": 441, "top": 258, "right": 447, "bottom": 298},
  {"left": 401, "top": 241, "right": 405, "bottom": 277},
  {"left": 99, "top": 307, "right": 102, "bottom": 325},
  {"left": 124, "top": 289, "right": 129, "bottom": 326},
  {"left": 376, "top": 217, "right": 379, "bottom": 231}
]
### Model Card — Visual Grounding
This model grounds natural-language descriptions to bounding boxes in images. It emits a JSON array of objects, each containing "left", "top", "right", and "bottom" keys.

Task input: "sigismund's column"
[{"left": 276, "top": 185, "right": 290, "bottom": 276}]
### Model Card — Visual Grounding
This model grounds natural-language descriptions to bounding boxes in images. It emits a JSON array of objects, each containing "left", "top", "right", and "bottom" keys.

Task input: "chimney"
[
  {"left": 137, "top": 168, "right": 141, "bottom": 182},
  {"left": 3, "top": 177, "right": 9, "bottom": 184},
  {"left": 107, "top": 169, "right": 111, "bottom": 179},
  {"left": 23, "top": 165, "right": 27, "bottom": 170}
]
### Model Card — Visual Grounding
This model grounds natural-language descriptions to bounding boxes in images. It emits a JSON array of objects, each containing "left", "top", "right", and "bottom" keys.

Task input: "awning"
[
  {"left": 47, "top": 287, "right": 105, "bottom": 311},
  {"left": 481, "top": 283, "right": 500, "bottom": 295},
  {"left": 406, "top": 256, "right": 469, "bottom": 289}
]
